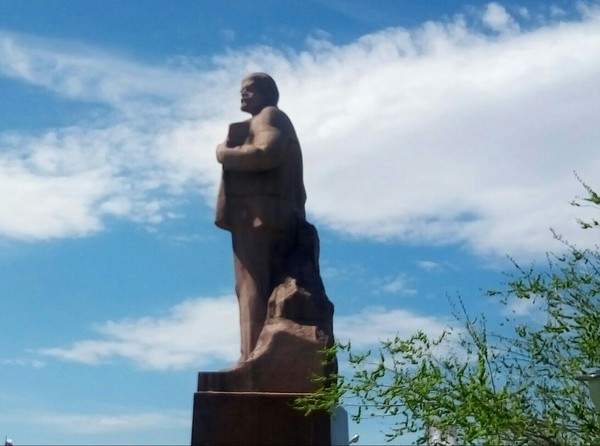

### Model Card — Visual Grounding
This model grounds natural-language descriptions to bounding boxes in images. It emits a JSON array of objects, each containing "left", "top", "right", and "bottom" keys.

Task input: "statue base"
[
  {"left": 190, "top": 219, "right": 341, "bottom": 444},
  {"left": 191, "top": 390, "right": 348, "bottom": 445}
]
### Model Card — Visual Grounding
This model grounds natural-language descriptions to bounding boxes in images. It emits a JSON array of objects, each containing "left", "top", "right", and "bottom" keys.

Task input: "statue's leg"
[{"left": 232, "top": 229, "right": 280, "bottom": 361}]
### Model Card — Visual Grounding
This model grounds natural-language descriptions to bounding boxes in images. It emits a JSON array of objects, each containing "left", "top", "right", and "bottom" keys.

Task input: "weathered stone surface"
[
  {"left": 197, "top": 219, "right": 335, "bottom": 393},
  {"left": 198, "top": 286, "right": 334, "bottom": 393}
]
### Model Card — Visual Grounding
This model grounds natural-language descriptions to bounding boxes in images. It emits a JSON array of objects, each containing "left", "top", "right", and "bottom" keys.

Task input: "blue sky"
[{"left": 1, "top": 0, "right": 600, "bottom": 444}]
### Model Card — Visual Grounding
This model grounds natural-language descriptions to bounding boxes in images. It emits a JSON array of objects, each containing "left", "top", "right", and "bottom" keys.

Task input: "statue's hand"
[{"left": 216, "top": 143, "right": 227, "bottom": 163}]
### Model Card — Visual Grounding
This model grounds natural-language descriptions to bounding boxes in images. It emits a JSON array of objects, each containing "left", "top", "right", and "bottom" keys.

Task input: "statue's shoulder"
[
  {"left": 258, "top": 105, "right": 284, "bottom": 119},
  {"left": 255, "top": 106, "right": 292, "bottom": 128}
]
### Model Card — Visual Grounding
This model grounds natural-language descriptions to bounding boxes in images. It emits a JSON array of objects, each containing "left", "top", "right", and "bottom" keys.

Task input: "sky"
[{"left": 1, "top": 0, "right": 600, "bottom": 444}]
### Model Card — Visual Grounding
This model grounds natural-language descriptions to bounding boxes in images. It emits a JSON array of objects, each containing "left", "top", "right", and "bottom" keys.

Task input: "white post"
[
  {"left": 330, "top": 406, "right": 350, "bottom": 445},
  {"left": 576, "top": 370, "right": 600, "bottom": 410}
]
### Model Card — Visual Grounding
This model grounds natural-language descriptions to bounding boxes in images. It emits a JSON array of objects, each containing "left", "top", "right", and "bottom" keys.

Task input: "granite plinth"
[{"left": 191, "top": 391, "right": 333, "bottom": 446}]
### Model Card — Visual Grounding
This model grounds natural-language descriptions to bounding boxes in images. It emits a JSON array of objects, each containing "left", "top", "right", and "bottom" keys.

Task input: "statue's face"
[{"left": 240, "top": 78, "right": 266, "bottom": 115}]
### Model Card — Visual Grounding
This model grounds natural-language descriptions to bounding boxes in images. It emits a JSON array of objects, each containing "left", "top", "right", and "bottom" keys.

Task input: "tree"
[{"left": 296, "top": 180, "right": 600, "bottom": 445}]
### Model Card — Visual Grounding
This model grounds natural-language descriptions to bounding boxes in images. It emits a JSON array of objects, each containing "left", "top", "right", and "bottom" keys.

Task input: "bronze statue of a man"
[{"left": 215, "top": 73, "right": 307, "bottom": 361}]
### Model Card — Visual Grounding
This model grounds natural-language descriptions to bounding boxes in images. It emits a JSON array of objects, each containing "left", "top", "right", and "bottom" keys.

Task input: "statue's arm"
[{"left": 217, "top": 108, "right": 287, "bottom": 172}]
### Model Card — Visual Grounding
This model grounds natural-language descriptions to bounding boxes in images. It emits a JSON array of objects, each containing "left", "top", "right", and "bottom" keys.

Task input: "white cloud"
[
  {"left": 321, "top": 262, "right": 367, "bottom": 281},
  {"left": 0, "top": 124, "right": 195, "bottom": 239},
  {"left": 516, "top": 6, "right": 530, "bottom": 19},
  {"left": 279, "top": 5, "right": 600, "bottom": 259},
  {"left": 2, "top": 358, "right": 45, "bottom": 368},
  {"left": 1, "top": 5, "right": 600, "bottom": 260},
  {"left": 335, "top": 306, "right": 451, "bottom": 348},
  {"left": 39, "top": 296, "right": 240, "bottom": 370},
  {"left": 0, "top": 162, "right": 107, "bottom": 239},
  {"left": 550, "top": 5, "right": 567, "bottom": 17},
  {"left": 501, "top": 295, "right": 547, "bottom": 325},
  {"left": 482, "top": 2, "right": 520, "bottom": 32},
  {"left": 0, "top": 31, "right": 236, "bottom": 240},
  {"left": 30, "top": 410, "right": 189, "bottom": 434},
  {"left": 0, "top": 31, "right": 198, "bottom": 109},
  {"left": 417, "top": 260, "right": 441, "bottom": 272},
  {"left": 0, "top": 408, "right": 190, "bottom": 444},
  {"left": 374, "top": 273, "right": 417, "bottom": 295}
]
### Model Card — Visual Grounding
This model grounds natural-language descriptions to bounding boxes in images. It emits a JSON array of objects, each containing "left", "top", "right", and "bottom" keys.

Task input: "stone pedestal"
[{"left": 191, "top": 391, "right": 340, "bottom": 445}]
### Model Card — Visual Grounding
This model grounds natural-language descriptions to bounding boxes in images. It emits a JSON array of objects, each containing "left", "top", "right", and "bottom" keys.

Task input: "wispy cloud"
[
  {"left": 335, "top": 306, "right": 452, "bottom": 347},
  {"left": 0, "top": 31, "right": 235, "bottom": 240},
  {"left": 0, "top": 408, "right": 191, "bottom": 444},
  {"left": 321, "top": 262, "right": 367, "bottom": 283},
  {"left": 417, "top": 260, "right": 441, "bottom": 272},
  {"left": 32, "top": 410, "right": 189, "bottom": 434},
  {"left": 0, "top": 408, "right": 190, "bottom": 444},
  {"left": 2, "top": 358, "right": 45, "bottom": 368},
  {"left": 0, "top": 31, "right": 197, "bottom": 108},
  {"left": 1, "top": 5, "right": 600, "bottom": 260},
  {"left": 374, "top": 273, "right": 418, "bottom": 296},
  {"left": 39, "top": 296, "right": 240, "bottom": 370},
  {"left": 501, "top": 294, "right": 546, "bottom": 322}
]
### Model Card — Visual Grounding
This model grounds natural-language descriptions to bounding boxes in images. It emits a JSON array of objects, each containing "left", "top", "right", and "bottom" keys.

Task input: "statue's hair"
[{"left": 245, "top": 72, "right": 279, "bottom": 106}]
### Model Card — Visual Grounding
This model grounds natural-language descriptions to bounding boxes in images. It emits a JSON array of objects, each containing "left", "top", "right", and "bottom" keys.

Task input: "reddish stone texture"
[
  {"left": 191, "top": 73, "right": 337, "bottom": 445},
  {"left": 191, "top": 392, "right": 332, "bottom": 446},
  {"left": 214, "top": 73, "right": 335, "bottom": 370}
]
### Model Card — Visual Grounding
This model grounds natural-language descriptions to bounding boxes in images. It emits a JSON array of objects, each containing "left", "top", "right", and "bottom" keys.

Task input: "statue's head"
[{"left": 240, "top": 72, "right": 279, "bottom": 115}]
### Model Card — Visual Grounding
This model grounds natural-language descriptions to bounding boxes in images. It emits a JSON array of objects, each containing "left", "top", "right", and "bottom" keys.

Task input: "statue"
[
  {"left": 215, "top": 72, "right": 307, "bottom": 361},
  {"left": 208, "top": 72, "right": 334, "bottom": 392},
  {"left": 191, "top": 73, "right": 339, "bottom": 445}
]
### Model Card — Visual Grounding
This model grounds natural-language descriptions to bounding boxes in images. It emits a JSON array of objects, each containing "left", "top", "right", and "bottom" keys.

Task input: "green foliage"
[{"left": 296, "top": 182, "right": 600, "bottom": 444}]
